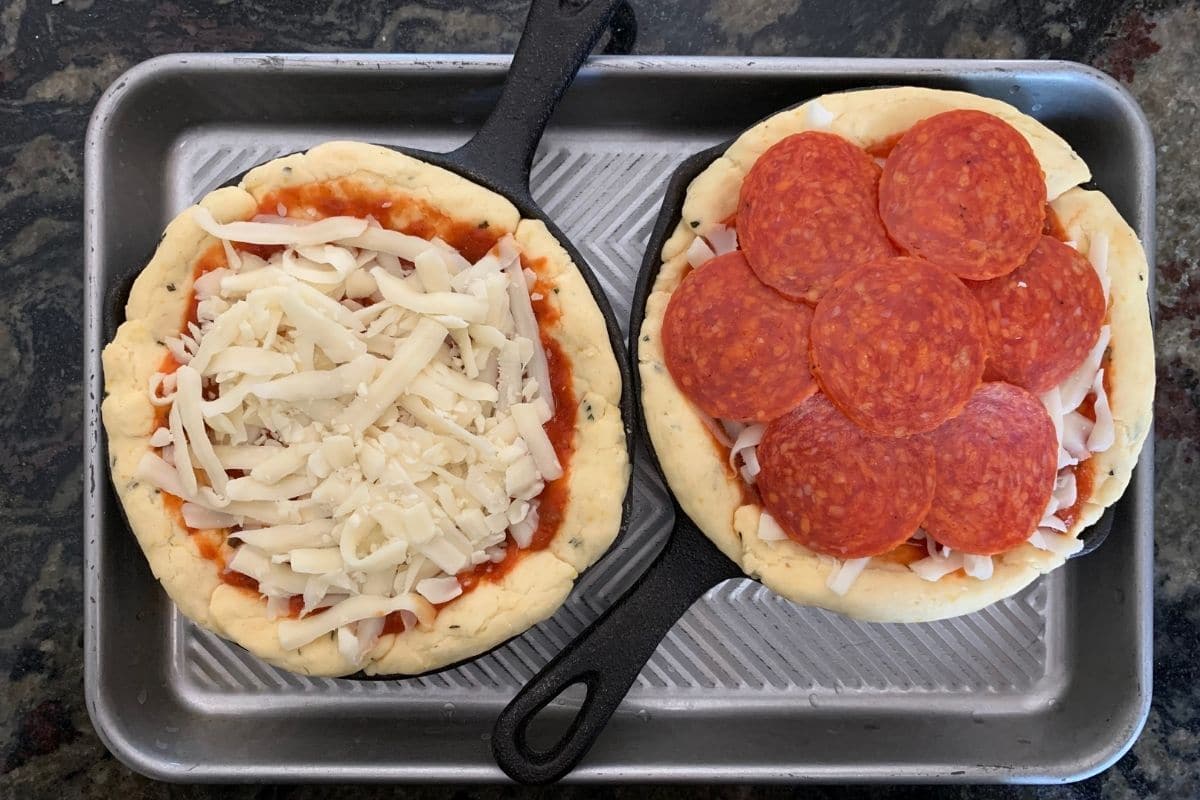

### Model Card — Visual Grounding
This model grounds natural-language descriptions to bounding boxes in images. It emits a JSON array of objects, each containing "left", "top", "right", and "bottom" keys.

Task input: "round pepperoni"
[
  {"left": 968, "top": 235, "right": 1107, "bottom": 393},
  {"left": 923, "top": 382, "right": 1058, "bottom": 555},
  {"left": 738, "top": 131, "right": 897, "bottom": 304},
  {"left": 809, "top": 257, "right": 988, "bottom": 437},
  {"left": 758, "top": 394, "right": 935, "bottom": 559},
  {"left": 662, "top": 251, "right": 817, "bottom": 423},
  {"left": 879, "top": 109, "right": 1046, "bottom": 280}
]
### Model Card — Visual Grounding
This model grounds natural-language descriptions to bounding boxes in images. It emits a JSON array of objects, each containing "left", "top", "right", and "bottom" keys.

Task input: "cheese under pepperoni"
[{"left": 662, "top": 111, "right": 1116, "bottom": 596}]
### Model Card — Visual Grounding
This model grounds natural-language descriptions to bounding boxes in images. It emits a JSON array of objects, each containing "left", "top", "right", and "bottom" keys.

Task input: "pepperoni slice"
[
  {"left": 738, "top": 131, "right": 897, "bottom": 304},
  {"left": 923, "top": 382, "right": 1058, "bottom": 555},
  {"left": 758, "top": 394, "right": 935, "bottom": 559},
  {"left": 968, "top": 235, "right": 1107, "bottom": 393},
  {"left": 809, "top": 257, "right": 988, "bottom": 437},
  {"left": 879, "top": 109, "right": 1045, "bottom": 280},
  {"left": 662, "top": 251, "right": 817, "bottom": 423}
]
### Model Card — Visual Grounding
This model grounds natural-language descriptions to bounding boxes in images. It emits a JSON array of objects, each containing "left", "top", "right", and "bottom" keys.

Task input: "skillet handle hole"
[
  {"left": 518, "top": 679, "right": 595, "bottom": 758},
  {"left": 494, "top": 670, "right": 602, "bottom": 783}
]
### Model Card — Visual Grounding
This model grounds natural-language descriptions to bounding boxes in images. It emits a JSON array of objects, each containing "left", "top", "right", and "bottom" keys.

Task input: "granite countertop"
[{"left": 1, "top": 0, "right": 1197, "bottom": 797}]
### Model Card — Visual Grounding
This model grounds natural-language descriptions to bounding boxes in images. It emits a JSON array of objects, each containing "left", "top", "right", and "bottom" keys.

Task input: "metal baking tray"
[{"left": 83, "top": 54, "right": 1154, "bottom": 783}]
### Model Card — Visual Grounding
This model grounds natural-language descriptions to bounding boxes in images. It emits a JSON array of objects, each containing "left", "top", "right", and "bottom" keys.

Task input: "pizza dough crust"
[
  {"left": 639, "top": 87, "right": 1153, "bottom": 623},
  {"left": 102, "top": 141, "right": 629, "bottom": 676}
]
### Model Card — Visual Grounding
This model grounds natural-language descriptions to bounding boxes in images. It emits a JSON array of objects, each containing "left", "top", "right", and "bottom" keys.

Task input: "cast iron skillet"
[
  {"left": 103, "top": 0, "right": 639, "bottom": 675},
  {"left": 491, "top": 126, "right": 1117, "bottom": 784}
]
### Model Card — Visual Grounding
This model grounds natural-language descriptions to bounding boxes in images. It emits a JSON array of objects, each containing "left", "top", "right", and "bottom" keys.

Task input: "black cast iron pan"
[
  {"left": 102, "top": 0, "right": 639, "bottom": 677},
  {"left": 491, "top": 110, "right": 1116, "bottom": 784}
]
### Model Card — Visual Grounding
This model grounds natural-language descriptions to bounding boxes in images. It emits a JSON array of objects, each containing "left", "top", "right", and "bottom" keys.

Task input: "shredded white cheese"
[
  {"left": 910, "top": 550, "right": 965, "bottom": 582},
  {"left": 1087, "top": 369, "right": 1115, "bottom": 452},
  {"left": 826, "top": 557, "right": 870, "bottom": 596},
  {"left": 684, "top": 222, "right": 738, "bottom": 269},
  {"left": 898, "top": 532, "right": 995, "bottom": 583},
  {"left": 703, "top": 223, "right": 739, "bottom": 256},
  {"left": 685, "top": 236, "right": 717, "bottom": 269},
  {"left": 1059, "top": 326, "right": 1111, "bottom": 413},
  {"left": 728, "top": 424, "right": 765, "bottom": 484},
  {"left": 961, "top": 554, "right": 994, "bottom": 580},
  {"left": 757, "top": 511, "right": 789, "bottom": 542},
  {"left": 1087, "top": 231, "right": 1111, "bottom": 303},
  {"left": 1028, "top": 529, "right": 1085, "bottom": 558},
  {"left": 805, "top": 99, "right": 835, "bottom": 129},
  {"left": 139, "top": 210, "right": 565, "bottom": 665}
]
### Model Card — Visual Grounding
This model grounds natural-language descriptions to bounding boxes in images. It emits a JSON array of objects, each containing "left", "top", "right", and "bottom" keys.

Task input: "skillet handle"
[
  {"left": 491, "top": 517, "right": 739, "bottom": 784},
  {"left": 452, "top": 0, "right": 631, "bottom": 194}
]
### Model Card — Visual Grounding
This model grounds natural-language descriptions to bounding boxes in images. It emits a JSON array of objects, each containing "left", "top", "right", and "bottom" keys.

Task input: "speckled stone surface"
[{"left": 1, "top": 0, "right": 1197, "bottom": 797}]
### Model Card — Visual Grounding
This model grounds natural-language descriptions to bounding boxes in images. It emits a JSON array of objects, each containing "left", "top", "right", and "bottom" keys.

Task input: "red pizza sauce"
[
  {"left": 150, "top": 180, "right": 577, "bottom": 629},
  {"left": 262, "top": 179, "right": 501, "bottom": 263},
  {"left": 864, "top": 132, "right": 903, "bottom": 159},
  {"left": 1055, "top": 460, "right": 1096, "bottom": 529},
  {"left": 871, "top": 541, "right": 926, "bottom": 566},
  {"left": 1043, "top": 205, "right": 1070, "bottom": 242}
]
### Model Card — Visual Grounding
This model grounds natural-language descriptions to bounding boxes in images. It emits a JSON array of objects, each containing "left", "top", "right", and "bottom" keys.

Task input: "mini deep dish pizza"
[
  {"left": 102, "top": 141, "right": 628, "bottom": 676},
  {"left": 639, "top": 88, "right": 1153, "bottom": 623}
]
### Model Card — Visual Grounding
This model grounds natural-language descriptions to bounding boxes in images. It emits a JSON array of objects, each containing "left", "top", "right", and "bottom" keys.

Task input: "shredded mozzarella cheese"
[
  {"left": 826, "top": 557, "right": 870, "bottom": 596},
  {"left": 1059, "top": 326, "right": 1111, "bottom": 413},
  {"left": 1061, "top": 411, "right": 1093, "bottom": 464},
  {"left": 806, "top": 98, "right": 835, "bottom": 129},
  {"left": 1028, "top": 529, "right": 1085, "bottom": 557},
  {"left": 903, "top": 534, "right": 993, "bottom": 582},
  {"left": 728, "top": 424, "right": 764, "bottom": 484},
  {"left": 757, "top": 512, "right": 789, "bottom": 542},
  {"left": 685, "top": 236, "right": 717, "bottom": 268},
  {"left": 962, "top": 554, "right": 994, "bottom": 580},
  {"left": 1087, "top": 369, "right": 1115, "bottom": 452},
  {"left": 910, "top": 551, "right": 965, "bottom": 582},
  {"left": 703, "top": 223, "right": 738, "bottom": 256},
  {"left": 139, "top": 210, "right": 565, "bottom": 664},
  {"left": 1087, "top": 231, "right": 1111, "bottom": 302}
]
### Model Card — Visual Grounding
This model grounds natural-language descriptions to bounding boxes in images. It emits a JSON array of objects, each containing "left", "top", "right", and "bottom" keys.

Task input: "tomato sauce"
[
  {"left": 873, "top": 540, "right": 927, "bottom": 566},
  {"left": 234, "top": 242, "right": 284, "bottom": 261},
  {"left": 152, "top": 179, "right": 576, "bottom": 627},
  {"left": 865, "top": 133, "right": 903, "bottom": 159},
  {"left": 1043, "top": 205, "right": 1069, "bottom": 242},
  {"left": 1076, "top": 393, "right": 1098, "bottom": 422},
  {"left": 260, "top": 179, "right": 501, "bottom": 263},
  {"left": 1054, "top": 459, "right": 1096, "bottom": 529}
]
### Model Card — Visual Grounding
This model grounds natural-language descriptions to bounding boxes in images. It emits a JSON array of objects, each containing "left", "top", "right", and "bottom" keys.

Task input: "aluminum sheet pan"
[{"left": 83, "top": 54, "right": 1154, "bottom": 783}]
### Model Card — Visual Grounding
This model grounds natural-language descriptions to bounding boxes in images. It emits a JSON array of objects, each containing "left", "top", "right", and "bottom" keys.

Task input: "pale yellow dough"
[
  {"left": 102, "top": 141, "right": 629, "bottom": 676},
  {"left": 639, "top": 87, "right": 1154, "bottom": 623}
]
